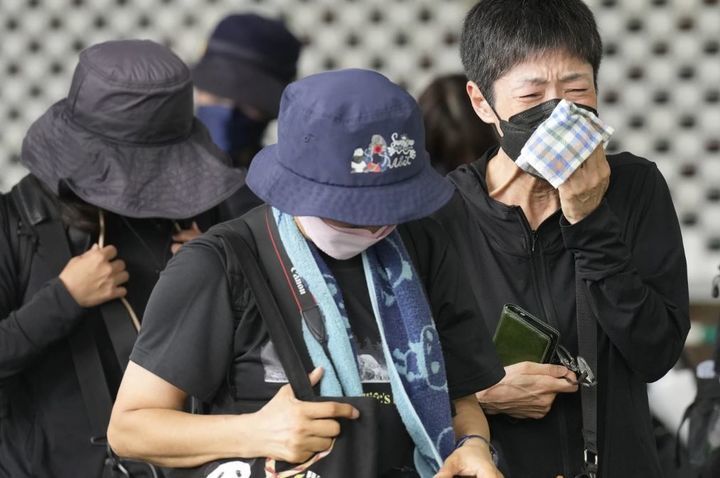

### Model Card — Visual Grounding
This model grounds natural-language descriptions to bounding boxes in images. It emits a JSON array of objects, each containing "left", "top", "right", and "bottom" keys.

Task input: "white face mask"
[{"left": 295, "top": 216, "right": 396, "bottom": 260}]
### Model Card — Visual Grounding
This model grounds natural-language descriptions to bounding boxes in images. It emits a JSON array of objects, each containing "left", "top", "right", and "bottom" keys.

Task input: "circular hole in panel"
[
  {"left": 28, "top": 40, "right": 42, "bottom": 53},
  {"left": 604, "top": 43, "right": 619, "bottom": 56},
  {"left": 654, "top": 139, "right": 671, "bottom": 154},
  {"left": 626, "top": 18, "right": 643, "bottom": 32},
  {"left": 6, "top": 63, "right": 20, "bottom": 75},
  {"left": 50, "top": 62, "right": 64, "bottom": 75},
  {"left": 628, "top": 116, "right": 645, "bottom": 129},
  {"left": 707, "top": 188, "right": 720, "bottom": 202},
  {"left": 444, "top": 32, "right": 458, "bottom": 46},
  {"left": 652, "top": 42, "right": 669, "bottom": 55},
  {"left": 679, "top": 115, "right": 696, "bottom": 128},
  {"left": 707, "top": 237, "right": 720, "bottom": 252},
  {"left": 323, "top": 57, "right": 337, "bottom": 70},
  {"left": 676, "top": 17, "right": 695, "bottom": 31},
  {"left": 627, "top": 66, "right": 644, "bottom": 80},
  {"left": 653, "top": 90, "right": 670, "bottom": 104},
  {"left": 94, "top": 15, "right": 107, "bottom": 29},
  {"left": 368, "top": 9, "right": 382, "bottom": 24},
  {"left": 705, "top": 89, "right": 720, "bottom": 103},
  {"left": 678, "top": 65, "right": 696, "bottom": 80},
  {"left": 418, "top": 55, "right": 433, "bottom": 70},
  {"left": 681, "top": 212, "right": 698, "bottom": 226},
  {"left": 137, "top": 15, "right": 152, "bottom": 28},
  {"left": 49, "top": 16, "right": 63, "bottom": 30},
  {"left": 680, "top": 163, "right": 697, "bottom": 177},
  {"left": 603, "top": 90, "right": 619, "bottom": 105},
  {"left": 183, "top": 14, "right": 196, "bottom": 27}
]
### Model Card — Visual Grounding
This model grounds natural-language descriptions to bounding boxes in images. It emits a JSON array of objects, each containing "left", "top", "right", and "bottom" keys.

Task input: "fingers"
[
  {"left": 306, "top": 418, "right": 341, "bottom": 438},
  {"left": 308, "top": 367, "right": 324, "bottom": 387},
  {"left": 173, "top": 223, "right": 202, "bottom": 243},
  {"left": 99, "top": 245, "right": 118, "bottom": 260},
  {"left": 537, "top": 374, "right": 578, "bottom": 394},
  {"left": 113, "top": 271, "right": 130, "bottom": 286},
  {"left": 509, "top": 361, "right": 570, "bottom": 378},
  {"left": 108, "top": 286, "right": 128, "bottom": 300},
  {"left": 299, "top": 436, "right": 333, "bottom": 454},
  {"left": 433, "top": 462, "right": 457, "bottom": 478},
  {"left": 302, "top": 400, "right": 359, "bottom": 420},
  {"left": 110, "top": 259, "right": 126, "bottom": 273},
  {"left": 173, "top": 230, "right": 200, "bottom": 243}
]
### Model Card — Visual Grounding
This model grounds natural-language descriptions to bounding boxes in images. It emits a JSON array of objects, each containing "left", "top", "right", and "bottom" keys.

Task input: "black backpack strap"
[
  {"left": 576, "top": 269, "right": 599, "bottom": 477},
  {"left": 99, "top": 300, "right": 138, "bottom": 372},
  {"left": 214, "top": 218, "right": 316, "bottom": 401}
]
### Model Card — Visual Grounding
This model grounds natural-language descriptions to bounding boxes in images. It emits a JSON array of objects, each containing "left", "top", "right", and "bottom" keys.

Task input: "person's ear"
[{"left": 466, "top": 81, "right": 499, "bottom": 126}]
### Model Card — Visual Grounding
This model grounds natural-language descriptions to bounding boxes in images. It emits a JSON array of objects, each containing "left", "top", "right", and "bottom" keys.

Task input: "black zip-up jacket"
[{"left": 433, "top": 149, "right": 690, "bottom": 477}]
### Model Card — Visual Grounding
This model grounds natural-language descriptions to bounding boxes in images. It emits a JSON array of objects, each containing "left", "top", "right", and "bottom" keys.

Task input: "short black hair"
[{"left": 460, "top": 0, "right": 603, "bottom": 106}]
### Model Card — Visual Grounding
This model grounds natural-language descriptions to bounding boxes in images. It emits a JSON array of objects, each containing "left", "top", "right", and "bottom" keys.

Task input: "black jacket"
[
  {"left": 433, "top": 149, "right": 690, "bottom": 478},
  {"left": 0, "top": 176, "right": 235, "bottom": 478}
]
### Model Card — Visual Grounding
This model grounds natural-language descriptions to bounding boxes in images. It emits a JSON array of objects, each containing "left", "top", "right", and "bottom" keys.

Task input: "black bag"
[{"left": 174, "top": 212, "right": 381, "bottom": 478}]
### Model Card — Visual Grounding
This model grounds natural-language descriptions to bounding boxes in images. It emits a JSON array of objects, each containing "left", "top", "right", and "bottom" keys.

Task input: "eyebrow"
[{"left": 512, "top": 72, "right": 592, "bottom": 90}]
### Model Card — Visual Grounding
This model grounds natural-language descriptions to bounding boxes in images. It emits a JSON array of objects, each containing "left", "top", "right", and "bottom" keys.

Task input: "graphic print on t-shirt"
[{"left": 260, "top": 337, "right": 390, "bottom": 384}]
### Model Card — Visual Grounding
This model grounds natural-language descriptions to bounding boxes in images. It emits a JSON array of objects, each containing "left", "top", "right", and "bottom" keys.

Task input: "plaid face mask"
[{"left": 491, "top": 98, "right": 598, "bottom": 162}]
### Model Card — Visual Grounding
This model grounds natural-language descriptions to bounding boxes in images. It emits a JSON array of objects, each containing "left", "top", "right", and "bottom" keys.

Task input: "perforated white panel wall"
[{"left": 0, "top": 0, "right": 718, "bottom": 300}]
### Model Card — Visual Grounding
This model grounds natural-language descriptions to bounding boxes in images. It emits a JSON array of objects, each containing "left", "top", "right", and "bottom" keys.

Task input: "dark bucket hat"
[
  {"left": 246, "top": 69, "right": 454, "bottom": 226},
  {"left": 191, "top": 14, "right": 301, "bottom": 118},
  {"left": 21, "top": 39, "right": 245, "bottom": 219}
]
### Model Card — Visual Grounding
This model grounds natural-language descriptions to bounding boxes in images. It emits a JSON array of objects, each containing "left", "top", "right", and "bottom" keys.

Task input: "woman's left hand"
[
  {"left": 434, "top": 440, "right": 504, "bottom": 478},
  {"left": 171, "top": 222, "right": 202, "bottom": 254}
]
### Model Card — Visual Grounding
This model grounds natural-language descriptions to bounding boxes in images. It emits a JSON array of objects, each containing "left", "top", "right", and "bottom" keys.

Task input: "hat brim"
[
  {"left": 246, "top": 144, "right": 455, "bottom": 226},
  {"left": 21, "top": 100, "right": 246, "bottom": 220},
  {"left": 191, "top": 55, "right": 287, "bottom": 118}
]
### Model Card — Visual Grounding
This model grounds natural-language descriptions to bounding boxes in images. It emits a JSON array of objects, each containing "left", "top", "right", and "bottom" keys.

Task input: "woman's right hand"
[
  {"left": 59, "top": 244, "right": 129, "bottom": 307},
  {"left": 251, "top": 368, "right": 360, "bottom": 463}
]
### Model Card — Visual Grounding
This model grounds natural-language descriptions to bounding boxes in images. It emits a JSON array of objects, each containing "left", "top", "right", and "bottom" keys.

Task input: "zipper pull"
[{"left": 531, "top": 231, "right": 538, "bottom": 253}]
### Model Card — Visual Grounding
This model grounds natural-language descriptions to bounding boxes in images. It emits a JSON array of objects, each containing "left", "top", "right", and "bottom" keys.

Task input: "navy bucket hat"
[
  {"left": 192, "top": 14, "right": 301, "bottom": 118},
  {"left": 246, "top": 69, "right": 454, "bottom": 226}
]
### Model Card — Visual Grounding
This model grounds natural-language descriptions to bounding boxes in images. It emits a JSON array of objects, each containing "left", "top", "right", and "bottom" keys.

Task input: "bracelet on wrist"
[{"left": 454, "top": 434, "right": 498, "bottom": 464}]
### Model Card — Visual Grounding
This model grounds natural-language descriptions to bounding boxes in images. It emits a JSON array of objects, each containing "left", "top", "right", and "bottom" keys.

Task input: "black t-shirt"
[{"left": 131, "top": 216, "right": 504, "bottom": 473}]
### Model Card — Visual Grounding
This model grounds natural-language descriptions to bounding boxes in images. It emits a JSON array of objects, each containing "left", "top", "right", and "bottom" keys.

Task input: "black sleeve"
[
  {"left": 0, "top": 196, "right": 85, "bottom": 380},
  {"left": 561, "top": 163, "right": 690, "bottom": 382},
  {"left": 130, "top": 238, "right": 236, "bottom": 402},
  {"left": 405, "top": 220, "right": 505, "bottom": 399}
]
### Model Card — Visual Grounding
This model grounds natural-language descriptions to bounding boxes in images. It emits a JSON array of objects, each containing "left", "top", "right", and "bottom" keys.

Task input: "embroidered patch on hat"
[{"left": 351, "top": 133, "right": 417, "bottom": 174}]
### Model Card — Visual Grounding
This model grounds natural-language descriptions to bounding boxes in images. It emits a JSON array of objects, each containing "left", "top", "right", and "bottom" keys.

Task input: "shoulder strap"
[
  {"left": 215, "top": 218, "right": 316, "bottom": 401},
  {"left": 241, "top": 207, "right": 316, "bottom": 373},
  {"left": 9, "top": 178, "right": 114, "bottom": 442},
  {"left": 576, "top": 270, "right": 599, "bottom": 477}
]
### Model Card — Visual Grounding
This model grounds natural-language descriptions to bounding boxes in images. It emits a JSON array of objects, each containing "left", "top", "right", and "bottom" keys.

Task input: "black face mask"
[{"left": 490, "top": 98, "right": 598, "bottom": 161}]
